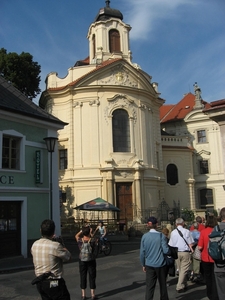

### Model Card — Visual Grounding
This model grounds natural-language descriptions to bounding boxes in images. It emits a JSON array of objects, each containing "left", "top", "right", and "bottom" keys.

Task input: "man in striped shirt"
[{"left": 31, "top": 219, "right": 71, "bottom": 300}]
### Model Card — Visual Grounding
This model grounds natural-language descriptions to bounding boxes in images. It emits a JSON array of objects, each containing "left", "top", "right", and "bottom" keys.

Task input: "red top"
[
  {"left": 190, "top": 223, "right": 205, "bottom": 232},
  {"left": 198, "top": 227, "right": 214, "bottom": 263}
]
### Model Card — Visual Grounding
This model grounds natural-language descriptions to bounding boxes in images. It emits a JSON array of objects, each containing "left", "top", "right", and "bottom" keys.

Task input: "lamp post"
[{"left": 43, "top": 137, "right": 58, "bottom": 220}]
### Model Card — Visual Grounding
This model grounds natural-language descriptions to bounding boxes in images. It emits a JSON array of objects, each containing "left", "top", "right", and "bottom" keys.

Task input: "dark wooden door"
[
  {"left": 0, "top": 201, "right": 21, "bottom": 258},
  {"left": 116, "top": 183, "right": 133, "bottom": 221}
]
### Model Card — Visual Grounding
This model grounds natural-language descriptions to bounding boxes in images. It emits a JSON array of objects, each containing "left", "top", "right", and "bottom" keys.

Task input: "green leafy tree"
[
  {"left": 0, "top": 48, "right": 41, "bottom": 100},
  {"left": 181, "top": 208, "right": 195, "bottom": 222}
]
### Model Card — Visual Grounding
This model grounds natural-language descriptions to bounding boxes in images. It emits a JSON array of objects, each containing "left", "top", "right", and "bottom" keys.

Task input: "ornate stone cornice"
[{"left": 73, "top": 97, "right": 100, "bottom": 107}]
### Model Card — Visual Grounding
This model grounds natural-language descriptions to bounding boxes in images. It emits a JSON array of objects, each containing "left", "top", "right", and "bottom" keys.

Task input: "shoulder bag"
[
  {"left": 192, "top": 245, "right": 201, "bottom": 260},
  {"left": 176, "top": 228, "right": 192, "bottom": 252}
]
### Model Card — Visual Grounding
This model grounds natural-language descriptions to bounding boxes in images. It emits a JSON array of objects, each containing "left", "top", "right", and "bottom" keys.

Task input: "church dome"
[{"left": 94, "top": 0, "right": 123, "bottom": 22}]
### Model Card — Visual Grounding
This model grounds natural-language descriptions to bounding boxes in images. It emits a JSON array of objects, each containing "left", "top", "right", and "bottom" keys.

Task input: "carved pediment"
[
  {"left": 98, "top": 63, "right": 138, "bottom": 88},
  {"left": 76, "top": 61, "right": 156, "bottom": 94}
]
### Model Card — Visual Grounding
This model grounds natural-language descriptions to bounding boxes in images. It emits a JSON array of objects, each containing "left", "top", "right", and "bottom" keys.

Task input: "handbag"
[
  {"left": 165, "top": 254, "right": 175, "bottom": 266},
  {"left": 168, "top": 264, "right": 175, "bottom": 277},
  {"left": 168, "top": 245, "right": 178, "bottom": 259},
  {"left": 192, "top": 246, "right": 201, "bottom": 261}
]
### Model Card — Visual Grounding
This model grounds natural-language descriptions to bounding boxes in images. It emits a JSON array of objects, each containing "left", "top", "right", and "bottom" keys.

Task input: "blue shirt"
[
  {"left": 140, "top": 229, "right": 169, "bottom": 267},
  {"left": 191, "top": 230, "right": 200, "bottom": 242}
]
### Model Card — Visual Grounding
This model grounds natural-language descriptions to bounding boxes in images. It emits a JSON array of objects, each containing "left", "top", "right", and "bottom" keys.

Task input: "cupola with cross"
[{"left": 87, "top": 0, "right": 132, "bottom": 64}]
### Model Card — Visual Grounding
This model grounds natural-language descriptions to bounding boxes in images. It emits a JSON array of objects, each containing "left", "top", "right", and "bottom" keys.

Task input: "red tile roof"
[
  {"left": 160, "top": 93, "right": 211, "bottom": 123},
  {"left": 159, "top": 104, "right": 174, "bottom": 120},
  {"left": 203, "top": 99, "right": 225, "bottom": 112}
]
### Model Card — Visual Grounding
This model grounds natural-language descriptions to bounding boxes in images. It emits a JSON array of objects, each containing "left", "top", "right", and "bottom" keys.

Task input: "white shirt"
[{"left": 168, "top": 225, "right": 194, "bottom": 252}]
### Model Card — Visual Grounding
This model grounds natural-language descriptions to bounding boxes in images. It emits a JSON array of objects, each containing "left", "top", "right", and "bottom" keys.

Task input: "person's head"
[
  {"left": 205, "top": 215, "right": 218, "bottom": 228},
  {"left": 147, "top": 216, "right": 158, "bottom": 229},
  {"left": 82, "top": 226, "right": 91, "bottom": 237},
  {"left": 220, "top": 207, "right": 225, "bottom": 222},
  {"left": 162, "top": 227, "right": 169, "bottom": 237},
  {"left": 98, "top": 220, "right": 103, "bottom": 227},
  {"left": 41, "top": 219, "right": 55, "bottom": 238},
  {"left": 175, "top": 218, "right": 184, "bottom": 226},
  {"left": 193, "top": 222, "right": 199, "bottom": 230},
  {"left": 196, "top": 216, "right": 203, "bottom": 224}
]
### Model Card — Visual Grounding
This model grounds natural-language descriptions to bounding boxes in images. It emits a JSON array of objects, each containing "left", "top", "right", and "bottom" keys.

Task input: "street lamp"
[{"left": 43, "top": 137, "right": 58, "bottom": 220}]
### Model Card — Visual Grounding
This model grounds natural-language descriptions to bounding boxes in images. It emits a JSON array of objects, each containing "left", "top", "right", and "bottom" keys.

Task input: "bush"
[{"left": 181, "top": 208, "right": 195, "bottom": 222}]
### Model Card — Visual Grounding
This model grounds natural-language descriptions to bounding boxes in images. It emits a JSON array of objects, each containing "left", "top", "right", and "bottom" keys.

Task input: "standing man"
[
  {"left": 214, "top": 207, "right": 225, "bottom": 299},
  {"left": 140, "top": 216, "right": 170, "bottom": 300},
  {"left": 31, "top": 219, "right": 71, "bottom": 300},
  {"left": 169, "top": 218, "right": 194, "bottom": 293}
]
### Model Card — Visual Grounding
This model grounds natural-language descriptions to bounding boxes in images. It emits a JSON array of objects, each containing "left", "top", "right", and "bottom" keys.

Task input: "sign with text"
[
  {"left": 0, "top": 175, "right": 14, "bottom": 184},
  {"left": 35, "top": 150, "right": 42, "bottom": 184}
]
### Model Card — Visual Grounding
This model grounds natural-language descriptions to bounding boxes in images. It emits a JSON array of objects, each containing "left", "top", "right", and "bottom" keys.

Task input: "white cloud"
[{"left": 124, "top": 0, "right": 197, "bottom": 41}]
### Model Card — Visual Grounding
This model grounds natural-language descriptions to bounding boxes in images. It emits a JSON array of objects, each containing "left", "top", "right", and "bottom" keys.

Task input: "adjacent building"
[
  {"left": 160, "top": 84, "right": 225, "bottom": 213},
  {"left": 0, "top": 76, "right": 66, "bottom": 258}
]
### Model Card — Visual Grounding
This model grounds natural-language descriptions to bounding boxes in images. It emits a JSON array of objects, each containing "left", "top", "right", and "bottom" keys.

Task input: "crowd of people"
[
  {"left": 140, "top": 208, "right": 225, "bottom": 300},
  {"left": 30, "top": 210, "right": 225, "bottom": 300}
]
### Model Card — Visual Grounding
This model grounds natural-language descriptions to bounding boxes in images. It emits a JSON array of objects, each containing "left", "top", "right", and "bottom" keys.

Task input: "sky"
[{"left": 1, "top": 0, "right": 225, "bottom": 105}]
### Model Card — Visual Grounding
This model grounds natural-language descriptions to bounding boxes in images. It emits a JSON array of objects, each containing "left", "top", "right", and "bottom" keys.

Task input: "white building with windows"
[
  {"left": 40, "top": 1, "right": 224, "bottom": 222},
  {"left": 40, "top": 1, "right": 167, "bottom": 223},
  {"left": 160, "top": 84, "right": 225, "bottom": 213}
]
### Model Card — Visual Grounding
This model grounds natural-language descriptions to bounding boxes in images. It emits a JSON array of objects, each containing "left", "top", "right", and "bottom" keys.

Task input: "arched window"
[
  {"left": 112, "top": 109, "right": 130, "bottom": 152},
  {"left": 199, "top": 188, "right": 213, "bottom": 209},
  {"left": 109, "top": 29, "right": 121, "bottom": 53},
  {"left": 92, "top": 34, "right": 96, "bottom": 59},
  {"left": 166, "top": 164, "right": 178, "bottom": 185}
]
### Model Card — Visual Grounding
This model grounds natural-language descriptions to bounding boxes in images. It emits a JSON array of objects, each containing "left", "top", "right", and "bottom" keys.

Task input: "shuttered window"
[{"left": 109, "top": 29, "right": 121, "bottom": 53}]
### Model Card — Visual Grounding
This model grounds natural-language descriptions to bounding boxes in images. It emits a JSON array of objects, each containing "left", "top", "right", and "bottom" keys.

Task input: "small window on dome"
[
  {"left": 92, "top": 34, "right": 96, "bottom": 59},
  {"left": 109, "top": 29, "right": 120, "bottom": 53}
]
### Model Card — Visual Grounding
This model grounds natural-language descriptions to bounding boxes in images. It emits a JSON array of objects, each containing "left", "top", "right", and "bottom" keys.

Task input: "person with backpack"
[
  {"left": 198, "top": 215, "right": 219, "bottom": 300},
  {"left": 210, "top": 208, "right": 225, "bottom": 300},
  {"left": 75, "top": 226, "right": 97, "bottom": 300}
]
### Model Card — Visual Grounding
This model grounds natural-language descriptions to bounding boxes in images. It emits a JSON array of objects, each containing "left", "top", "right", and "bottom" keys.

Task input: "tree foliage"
[
  {"left": 0, "top": 48, "right": 41, "bottom": 100},
  {"left": 181, "top": 208, "right": 195, "bottom": 222}
]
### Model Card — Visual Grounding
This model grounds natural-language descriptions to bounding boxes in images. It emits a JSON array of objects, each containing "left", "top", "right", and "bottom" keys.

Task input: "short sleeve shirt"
[
  {"left": 31, "top": 237, "right": 71, "bottom": 278},
  {"left": 169, "top": 226, "right": 194, "bottom": 251}
]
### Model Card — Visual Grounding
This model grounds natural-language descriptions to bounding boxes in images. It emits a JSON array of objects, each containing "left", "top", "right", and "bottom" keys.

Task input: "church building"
[{"left": 40, "top": 1, "right": 225, "bottom": 223}]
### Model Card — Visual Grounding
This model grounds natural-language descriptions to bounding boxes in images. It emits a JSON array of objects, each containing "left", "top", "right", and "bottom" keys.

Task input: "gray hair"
[
  {"left": 176, "top": 218, "right": 184, "bottom": 225},
  {"left": 193, "top": 222, "right": 199, "bottom": 229}
]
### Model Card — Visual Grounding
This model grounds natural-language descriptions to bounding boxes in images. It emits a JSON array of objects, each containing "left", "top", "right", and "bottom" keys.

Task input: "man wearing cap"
[
  {"left": 140, "top": 216, "right": 170, "bottom": 300},
  {"left": 168, "top": 218, "right": 194, "bottom": 293}
]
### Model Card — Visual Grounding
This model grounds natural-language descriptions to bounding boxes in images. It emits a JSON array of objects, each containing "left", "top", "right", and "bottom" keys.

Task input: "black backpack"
[{"left": 208, "top": 225, "right": 225, "bottom": 264}]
